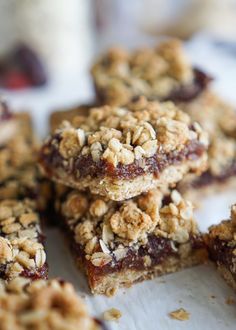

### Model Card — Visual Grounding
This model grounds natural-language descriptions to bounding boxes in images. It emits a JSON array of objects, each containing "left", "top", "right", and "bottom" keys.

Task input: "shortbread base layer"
[{"left": 50, "top": 156, "right": 207, "bottom": 201}]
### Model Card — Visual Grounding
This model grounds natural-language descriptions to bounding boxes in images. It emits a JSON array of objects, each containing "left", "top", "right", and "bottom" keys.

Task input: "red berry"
[{"left": 4, "top": 71, "right": 31, "bottom": 90}]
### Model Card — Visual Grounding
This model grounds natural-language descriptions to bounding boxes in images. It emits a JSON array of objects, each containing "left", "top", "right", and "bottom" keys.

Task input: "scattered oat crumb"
[
  {"left": 103, "top": 308, "right": 122, "bottom": 322},
  {"left": 169, "top": 308, "right": 190, "bottom": 321},
  {"left": 225, "top": 296, "right": 235, "bottom": 305}
]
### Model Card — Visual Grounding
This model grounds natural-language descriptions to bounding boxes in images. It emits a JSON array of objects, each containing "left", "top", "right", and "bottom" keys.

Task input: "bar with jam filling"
[
  {"left": 207, "top": 204, "right": 236, "bottom": 291},
  {"left": 0, "top": 100, "right": 38, "bottom": 182},
  {"left": 0, "top": 199, "right": 48, "bottom": 281},
  {"left": 91, "top": 39, "right": 211, "bottom": 107},
  {"left": 55, "top": 186, "right": 208, "bottom": 296},
  {"left": 40, "top": 97, "right": 208, "bottom": 201}
]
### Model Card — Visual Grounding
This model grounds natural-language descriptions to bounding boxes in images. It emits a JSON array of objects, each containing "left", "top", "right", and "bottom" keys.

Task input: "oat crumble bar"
[
  {"left": 178, "top": 91, "right": 236, "bottom": 196},
  {"left": 207, "top": 204, "right": 236, "bottom": 291},
  {"left": 40, "top": 97, "right": 208, "bottom": 201},
  {"left": 55, "top": 187, "right": 208, "bottom": 295},
  {"left": 91, "top": 39, "right": 211, "bottom": 106},
  {"left": 0, "top": 199, "right": 48, "bottom": 281},
  {"left": 0, "top": 165, "right": 51, "bottom": 212},
  {"left": 0, "top": 100, "right": 38, "bottom": 182},
  {"left": 0, "top": 278, "right": 105, "bottom": 330}
]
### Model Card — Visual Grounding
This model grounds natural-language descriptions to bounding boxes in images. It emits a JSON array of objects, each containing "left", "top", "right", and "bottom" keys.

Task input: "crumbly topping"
[
  {"left": 0, "top": 200, "right": 47, "bottom": 280},
  {"left": 91, "top": 39, "right": 193, "bottom": 105},
  {"left": 169, "top": 308, "right": 190, "bottom": 321},
  {"left": 208, "top": 204, "right": 236, "bottom": 241},
  {"left": 103, "top": 308, "right": 122, "bottom": 322},
  {"left": 0, "top": 278, "right": 101, "bottom": 330},
  {"left": 57, "top": 187, "right": 199, "bottom": 264},
  {"left": 45, "top": 97, "right": 207, "bottom": 169}
]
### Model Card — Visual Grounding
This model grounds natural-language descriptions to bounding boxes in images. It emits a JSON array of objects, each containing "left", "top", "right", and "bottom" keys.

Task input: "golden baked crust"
[
  {"left": 0, "top": 278, "right": 102, "bottom": 330},
  {"left": 40, "top": 97, "right": 208, "bottom": 201}
]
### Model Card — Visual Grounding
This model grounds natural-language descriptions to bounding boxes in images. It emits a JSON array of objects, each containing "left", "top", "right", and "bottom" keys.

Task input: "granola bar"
[
  {"left": 55, "top": 187, "right": 208, "bottom": 295},
  {"left": 0, "top": 100, "right": 38, "bottom": 182},
  {"left": 0, "top": 199, "right": 48, "bottom": 281},
  {"left": 91, "top": 39, "right": 211, "bottom": 106},
  {"left": 178, "top": 91, "right": 236, "bottom": 196},
  {"left": 40, "top": 97, "right": 208, "bottom": 201},
  {"left": 0, "top": 278, "right": 106, "bottom": 330},
  {"left": 207, "top": 205, "right": 236, "bottom": 291},
  {"left": 0, "top": 165, "right": 53, "bottom": 213}
]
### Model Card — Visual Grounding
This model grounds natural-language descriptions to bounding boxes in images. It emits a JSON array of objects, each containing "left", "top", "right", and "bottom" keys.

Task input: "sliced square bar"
[
  {"left": 55, "top": 187, "right": 208, "bottom": 295},
  {"left": 0, "top": 100, "right": 38, "bottom": 182},
  {"left": 0, "top": 199, "right": 48, "bottom": 281},
  {"left": 207, "top": 204, "right": 236, "bottom": 291},
  {"left": 40, "top": 97, "right": 208, "bottom": 201},
  {"left": 0, "top": 278, "right": 106, "bottom": 330},
  {"left": 178, "top": 91, "right": 236, "bottom": 197},
  {"left": 91, "top": 39, "right": 211, "bottom": 106}
]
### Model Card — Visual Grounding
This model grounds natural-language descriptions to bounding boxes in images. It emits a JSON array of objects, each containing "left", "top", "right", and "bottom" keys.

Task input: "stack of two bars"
[
  {"left": 40, "top": 96, "right": 209, "bottom": 295},
  {"left": 0, "top": 100, "right": 49, "bottom": 283}
]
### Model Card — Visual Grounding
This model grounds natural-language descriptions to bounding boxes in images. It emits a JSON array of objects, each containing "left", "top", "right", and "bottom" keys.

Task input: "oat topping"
[
  {"left": 91, "top": 39, "right": 194, "bottom": 105},
  {"left": 0, "top": 279, "right": 102, "bottom": 330},
  {"left": 0, "top": 200, "right": 47, "bottom": 280},
  {"left": 57, "top": 187, "right": 199, "bottom": 264},
  {"left": 169, "top": 308, "right": 190, "bottom": 321},
  {"left": 43, "top": 97, "right": 207, "bottom": 171}
]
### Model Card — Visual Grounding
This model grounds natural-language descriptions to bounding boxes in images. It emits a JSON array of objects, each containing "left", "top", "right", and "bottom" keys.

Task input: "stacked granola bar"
[{"left": 40, "top": 97, "right": 209, "bottom": 295}]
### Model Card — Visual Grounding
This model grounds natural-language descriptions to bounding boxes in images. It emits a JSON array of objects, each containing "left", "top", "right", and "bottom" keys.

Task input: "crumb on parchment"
[
  {"left": 103, "top": 308, "right": 122, "bottom": 321},
  {"left": 225, "top": 296, "right": 235, "bottom": 305},
  {"left": 169, "top": 308, "right": 190, "bottom": 321}
]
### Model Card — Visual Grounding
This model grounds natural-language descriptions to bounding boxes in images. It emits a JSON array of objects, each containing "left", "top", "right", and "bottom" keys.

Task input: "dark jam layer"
[
  {"left": 41, "top": 138, "right": 205, "bottom": 181},
  {"left": 164, "top": 68, "right": 212, "bottom": 103},
  {"left": 209, "top": 237, "right": 236, "bottom": 279},
  {"left": 20, "top": 263, "right": 48, "bottom": 280},
  {"left": 0, "top": 263, "right": 48, "bottom": 280},
  {"left": 66, "top": 216, "right": 205, "bottom": 278},
  {"left": 191, "top": 160, "right": 236, "bottom": 188}
]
